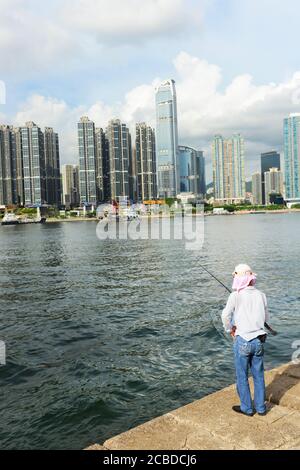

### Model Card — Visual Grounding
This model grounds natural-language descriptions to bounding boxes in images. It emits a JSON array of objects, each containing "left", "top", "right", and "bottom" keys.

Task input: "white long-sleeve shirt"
[{"left": 221, "top": 286, "right": 270, "bottom": 341}]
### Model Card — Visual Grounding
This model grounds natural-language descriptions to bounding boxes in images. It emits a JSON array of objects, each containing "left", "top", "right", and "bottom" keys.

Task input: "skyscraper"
[
  {"left": 264, "top": 168, "right": 283, "bottom": 204},
  {"left": 129, "top": 147, "right": 138, "bottom": 203},
  {"left": 212, "top": 134, "right": 245, "bottom": 203},
  {"left": 0, "top": 125, "right": 17, "bottom": 205},
  {"left": 13, "top": 127, "right": 25, "bottom": 206},
  {"left": 155, "top": 79, "right": 179, "bottom": 198},
  {"left": 44, "top": 127, "right": 61, "bottom": 206},
  {"left": 136, "top": 122, "right": 157, "bottom": 201},
  {"left": 21, "top": 122, "right": 46, "bottom": 206},
  {"left": 260, "top": 151, "right": 280, "bottom": 204},
  {"left": 105, "top": 119, "right": 131, "bottom": 201},
  {"left": 178, "top": 145, "right": 206, "bottom": 196},
  {"left": 284, "top": 114, "right": 300, "bottom": 199},
  {"left": 62, "top": 164, "right": 80, "bottom": 208},
  {"left": 1, "top": 122, "right": 61, "bottom": 207},
  {"left": 251, "top": 172, "right": 262, "bottom": 205},
  {"left": 95, "top": 127, "right": 106, "bottom": 202},
  {"left": 78, "top": 116, "right": 97, "bottom": 205}
]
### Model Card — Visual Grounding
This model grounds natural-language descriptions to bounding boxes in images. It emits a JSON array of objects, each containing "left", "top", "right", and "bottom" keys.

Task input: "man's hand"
[{"left": 230, "top": 326, "right": 237, "bottom": 337}]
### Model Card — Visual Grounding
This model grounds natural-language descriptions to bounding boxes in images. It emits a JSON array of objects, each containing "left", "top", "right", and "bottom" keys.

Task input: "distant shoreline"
[{"left": 45, "top": 208, "right": 300, "bottom": 223}]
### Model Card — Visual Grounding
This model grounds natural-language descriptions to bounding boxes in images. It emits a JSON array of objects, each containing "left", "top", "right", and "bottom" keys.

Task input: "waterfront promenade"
[{"left": 87, "top": 362, "right": 300, "bottom": 450}]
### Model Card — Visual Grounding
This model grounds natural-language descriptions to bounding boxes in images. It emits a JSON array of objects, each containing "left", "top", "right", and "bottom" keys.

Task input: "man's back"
[{"left": 222, "top": 286, "right": 269, "bottom": 341}]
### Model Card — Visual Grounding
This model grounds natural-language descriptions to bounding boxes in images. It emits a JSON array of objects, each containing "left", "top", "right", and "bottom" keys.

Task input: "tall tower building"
[
  {"left": 105, "top": 119, "right": 131, "bottom": 201},
  {"left": 129, "top": 147, "right": 138, "bottom": 203},
  {"left": 264, "top": 168, "right": 283, "bottom": 204},
  {"left": 21, "top": 122, "right": 46, "bottom": 206},
  {"left": 212, "top": 134, "right": 245, "bottom": 203},
  {"left": 95, "top": 127, "right": 106, "bottom": 202},
  {"left": 136, "top": 122, "right": 157, "bottom": 201},
  {"left": 284, "top": 114, "right": 300, "bottom": 199},
  {"left": 260, "top": 151, "right": 280, "bottom": 204},
  {"left": 13, "top": 127, "right": 25, "bottom": 206},
  {"left": 44, "top": 127, "right": 61, "bottom": 206},
  {"left": 178, "top": 145, "right": 206, "bottom": 196},
  {"left": 78, "top": 116, "right": 97, "bottom": 205},
  {"left": 0, "top": 125, "right": 16, "bottom": 205},
  {"left": 155, "top": 79, "right": 179, "bottom": 198},
  {"left": 62, "top": 164, "right": 80, "bottom": 208},
  {"left": 251, "top": 172, "right": 262, "bottom": 205}
]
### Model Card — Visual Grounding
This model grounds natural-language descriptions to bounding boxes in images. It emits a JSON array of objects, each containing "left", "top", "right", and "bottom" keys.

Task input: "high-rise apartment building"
[
  {"left": 95, "top": 127, "right": 106, "bottom": 203},
  {"left": 283, "top": 114, "right": 300, "bottom": 199},
  {"left": 212, "top": 134, "right": 245, "bottom": 203},
  {"left": 62, "top": 164, "right": 80, "bottom": 207},
  {"left": 136, "top": 122, "right": 157, "bottom": 201},
  {"left": 105, "top": 119, "right": 131, "bottom": 201},
  {"left": 44, "top": 127, "right": 61, "bottom": 206},
  {"left": 21, "top": 122, "right": 46, "bottom": 206},
  {"left": 178, "top": 145, "right": 206, "bottom": 197},
  {"left": 0, "top": 125, "right": 19, "bottom": 205},
  {"left": 155, "top": 79, "right": 179, "bottom": 198},
  {"left": 13, "top": 127, "right": 25, "bottom": 206},
  {"left": 260, "top": 151, "right": 280, "bottom": 204},
  {"left": 264, "top": 168, "right": 283, "bottom": 204},
  {"left": 251, "top": 172, "right": 262, "bottom": 205},
  {"left": 1, "top": 122, "right": 61, "bottom": 207},
  {"left": 78, "top": 116, "right": 98, "bottom": 205}
]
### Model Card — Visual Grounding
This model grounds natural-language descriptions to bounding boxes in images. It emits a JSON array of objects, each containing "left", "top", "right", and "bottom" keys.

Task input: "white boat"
[
  {"left": 1, "top": 213, "right": 20, "bottom": 226},
  {"left": 2, "top": 207, "right": 46, "bottom": 226}
]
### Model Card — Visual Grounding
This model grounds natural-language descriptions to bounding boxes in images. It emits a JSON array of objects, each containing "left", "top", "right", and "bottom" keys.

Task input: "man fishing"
[{"left": 221, "top": 264, "right": 269, "bottom": 417}]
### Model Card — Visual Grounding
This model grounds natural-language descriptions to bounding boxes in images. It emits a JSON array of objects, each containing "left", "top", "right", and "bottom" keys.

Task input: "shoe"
[
  {"left": 232, "top": 405, "right": 254, "bottom": 416},
  {"left": 257, "top": 410, "right": 267, "bottom": 416}
]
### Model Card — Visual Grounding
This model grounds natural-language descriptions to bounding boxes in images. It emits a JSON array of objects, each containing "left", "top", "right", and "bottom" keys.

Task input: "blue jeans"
[{"left": 233, "top": 335, "right": 266, "bottom": 414}]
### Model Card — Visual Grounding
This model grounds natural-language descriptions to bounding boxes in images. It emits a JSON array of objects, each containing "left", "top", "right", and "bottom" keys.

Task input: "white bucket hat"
[{"left": 232, "top": 264, "right": 257, "bottom": 277}]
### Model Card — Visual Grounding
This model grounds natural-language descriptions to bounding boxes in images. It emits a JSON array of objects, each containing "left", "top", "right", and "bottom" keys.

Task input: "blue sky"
[{"left": 1, "top": 0, "right": 300, "bottom": 179}]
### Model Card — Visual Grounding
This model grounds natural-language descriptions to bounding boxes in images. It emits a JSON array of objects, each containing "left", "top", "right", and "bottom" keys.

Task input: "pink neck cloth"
[{"left": 232, "top": 274, "right": 256, "bottom": 292}]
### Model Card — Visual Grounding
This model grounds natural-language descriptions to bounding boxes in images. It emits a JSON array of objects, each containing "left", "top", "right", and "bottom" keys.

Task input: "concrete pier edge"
[{"left": 86, "top": 362, "right": 300, "bottom": 450}]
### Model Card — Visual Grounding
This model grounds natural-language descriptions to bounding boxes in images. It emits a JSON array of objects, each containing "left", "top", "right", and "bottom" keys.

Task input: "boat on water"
[
  {"left": 1, "top": 213, "right": 20, "bottom": 226},
  {"left": 1, "top": 208, "right": 47, "bottom": 226}
]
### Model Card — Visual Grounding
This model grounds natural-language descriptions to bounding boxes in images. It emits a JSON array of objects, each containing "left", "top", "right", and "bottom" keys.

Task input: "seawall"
[{"left": 86, "top": 361, "right": 300, "bottom": 450}]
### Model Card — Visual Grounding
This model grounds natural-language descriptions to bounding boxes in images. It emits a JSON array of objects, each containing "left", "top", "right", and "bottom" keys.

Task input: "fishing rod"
[{"left": 199, "top": 263, "right": 277, "bottom": 336}]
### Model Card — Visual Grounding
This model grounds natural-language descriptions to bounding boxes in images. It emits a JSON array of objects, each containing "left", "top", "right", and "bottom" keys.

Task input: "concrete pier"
[{"left": 86, "top": 362, "right": 300, "bottom": 450}]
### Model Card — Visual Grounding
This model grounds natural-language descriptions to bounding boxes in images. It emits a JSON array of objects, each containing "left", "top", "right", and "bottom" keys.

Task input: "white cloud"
[
  {"left": 62, "top": 0, "right": 192, "bottom": 43},
  {"left": 0, "top": 0, "right": 77, "bottom": 75},
  {"left": 5, "top": 52, "right": 300, "bottom": 179},
  {"left": 0, "top": 0, "right": 200, "bottom": 76}
]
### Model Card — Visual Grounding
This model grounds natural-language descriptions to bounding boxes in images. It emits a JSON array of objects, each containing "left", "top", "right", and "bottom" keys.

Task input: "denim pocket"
[
  {"left": 238, "top": 340, "right": 251, "bottom": 356},
  {"left": 255, "top": 340, "right": 264, "bottom": 357}
]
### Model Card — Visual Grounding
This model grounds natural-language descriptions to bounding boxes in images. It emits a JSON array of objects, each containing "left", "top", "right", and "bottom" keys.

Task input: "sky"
[{"left": 1, "top": 0, "right": 300, "bottom": 181}]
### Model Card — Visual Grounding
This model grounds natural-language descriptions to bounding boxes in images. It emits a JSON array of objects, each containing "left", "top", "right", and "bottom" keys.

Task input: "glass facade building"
[
  {"left": 105, "top": 119, "right": 131, "bottom": 202},
  {"left": 0, "top": 125, "right": 16, "bottom": 205},
  {"left": 95, "top": 127, "right": 106, "bottom": 203},
  {"left": 212, "top": 134, "right": 245, "bottom": 203},
  {"left": 178, "top": 145, "right": 206, "bottom": 196},
  {"left": 44, "top": 127, "right": 61, "bottom": 206},
  {"left": 1, "top": 122, "right": 61, "bottom": 207},
  {"left": 136, "top": 122, "right": 157, "bottom": 201},
  {"left": 251, "top": 172, "right": 262, "bottom": 205},
  {"left": 260, "top": 151, "right": 280, "bottom": 204},
  {"left": 264, "top": 167, "right": 283, "bottom": 204},
  {"left": 284, "top": 114, "right": 300, "bottom": 199},
  {"left": 62, "top": 164, "right": 80, "bottom": 207},
  {"left": 21, "top": 122, "right": 46, "bottom": 206},
  {"left": 155, "top": 79, "right": 179, "bottom": 198},
  {"left": 78, "top": 117, "right": 97, "bottom": 205}
]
